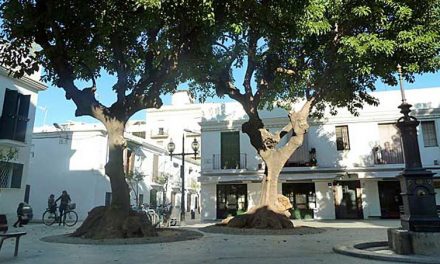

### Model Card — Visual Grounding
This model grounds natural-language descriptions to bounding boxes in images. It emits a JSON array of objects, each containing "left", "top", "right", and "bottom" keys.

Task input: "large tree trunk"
[
  {"left": 223, "top": 100, "right": 312, "bottom": 229},
  {"left": 72, "top": 120, "right": 157, "bottom": 239}
]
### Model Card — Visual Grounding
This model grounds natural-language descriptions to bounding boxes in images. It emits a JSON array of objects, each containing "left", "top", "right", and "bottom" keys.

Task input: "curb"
[{"left": 333, "top": 241, "right": 440, "bottom": 264}]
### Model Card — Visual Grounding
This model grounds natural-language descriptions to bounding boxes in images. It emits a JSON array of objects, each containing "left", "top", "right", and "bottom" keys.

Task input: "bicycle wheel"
[
  {"left": 63, "top": 211, "right": 78, "bottom": 226},
  {"left": 42, "top": 210, "right": 56, "bottom": 226}
]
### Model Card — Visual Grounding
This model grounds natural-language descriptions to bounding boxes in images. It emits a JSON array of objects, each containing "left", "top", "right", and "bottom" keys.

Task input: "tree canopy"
[
  {"left": 190, "top": 0, "right": 440, "bottom": 117},
  {"left": 0, "top": 0, "right": 214, "bottom": 123},
  {"left": 0, "top": 0, "right": 216, "bottom": 238}
]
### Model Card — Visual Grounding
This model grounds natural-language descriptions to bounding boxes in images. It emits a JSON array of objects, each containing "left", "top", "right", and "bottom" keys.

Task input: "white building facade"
[
  {"left": 199, "top": 88, "right": 440, "bottom": 221},
  {"left": 0, "top": 66, "right": 47, "bottom": 220},
  {"left": 28, "top": 122, "right": 199, "bottom": 220},
  {"left": 145, "top": 90, "right": 203, "bottom": 216}
]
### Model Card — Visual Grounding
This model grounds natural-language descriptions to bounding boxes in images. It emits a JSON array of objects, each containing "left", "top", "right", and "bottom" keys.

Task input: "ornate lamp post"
[
  {"left": 167, "top": 133, "right": 199, "bottom": 225},
  {"left": 395, "top": 64, "right": 440, "bottom": 232}
]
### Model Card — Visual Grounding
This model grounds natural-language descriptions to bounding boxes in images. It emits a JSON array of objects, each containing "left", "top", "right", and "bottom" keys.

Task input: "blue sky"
[{"left": 34, "top": 71, "right": 440, "bottom": 127}]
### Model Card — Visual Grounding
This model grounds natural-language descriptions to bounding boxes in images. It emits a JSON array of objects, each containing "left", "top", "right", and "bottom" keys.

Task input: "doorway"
[
  {"left": 216, "top": 184, "right": 247, "bottom": 219},
  {"left": 282, "top": 183, "right": 316, "bottom": 219},
  {"left": 334, "top": 180, "right": 363, "bottom": 219},
  {"left": 378, "top": 181, "right": 402, "bottom": 218}
]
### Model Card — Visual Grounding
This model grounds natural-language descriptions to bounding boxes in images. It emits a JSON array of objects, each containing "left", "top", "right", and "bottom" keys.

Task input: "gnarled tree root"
[
  {"left": 219, "top": 206, "right": 294, "bottom": 229},
  {"left": 71, "top": 206, "right": 157, "bottom": 239}
]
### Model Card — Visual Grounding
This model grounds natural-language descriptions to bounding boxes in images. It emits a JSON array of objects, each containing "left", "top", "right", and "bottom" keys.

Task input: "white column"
[
  {"left": 361, "top": 179, "right": 381, "bottom": 219},
  {"left": 200, "top": 183, "right": 216, "bottom": 221},
  {"left": 314, "top": 181, "right": 335, "bottom": 219}
]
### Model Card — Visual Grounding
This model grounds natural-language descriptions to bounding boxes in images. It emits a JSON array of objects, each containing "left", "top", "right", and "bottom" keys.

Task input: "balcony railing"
[
  {"left": 372, "top": 146, "right": 404, "bottom": 165},
  {"left": 212, "top": 153, "right": 247, "bottom": 170},
  {"left": 150, "top": 128, "right": 169, "bottom": 138}
]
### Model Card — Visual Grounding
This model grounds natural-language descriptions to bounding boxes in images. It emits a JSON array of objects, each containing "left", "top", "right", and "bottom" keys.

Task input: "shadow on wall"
[{"left": 28, "top": 134, "right": 113, "bottom": 221}]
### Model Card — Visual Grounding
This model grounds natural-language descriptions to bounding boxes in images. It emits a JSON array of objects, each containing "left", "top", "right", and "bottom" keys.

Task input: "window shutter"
[
  {"left": 0, "top": 89, "right": 19, "bottom": 140},
  {"left": 221, "top": 132, "right": 240, "bottom": 169},
  {"left": 15, "top": 94, "right": 31, "bottom": 142}
]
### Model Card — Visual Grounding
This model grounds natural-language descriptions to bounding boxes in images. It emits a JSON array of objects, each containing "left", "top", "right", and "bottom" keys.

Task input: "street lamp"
[
  {"left": 167, "top": 133, "right": 199, "bottom": 225},
  {"left": 395, "top": 64, "right": 440, "bottom": 232}
]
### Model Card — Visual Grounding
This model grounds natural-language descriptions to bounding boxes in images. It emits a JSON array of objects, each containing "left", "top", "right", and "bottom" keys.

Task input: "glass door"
[
  {"left": 216, "top": 184, "right": 248, "bottom": 219},
  {"left": 334, "top": 180, "right": 363, "bottom": 219}
]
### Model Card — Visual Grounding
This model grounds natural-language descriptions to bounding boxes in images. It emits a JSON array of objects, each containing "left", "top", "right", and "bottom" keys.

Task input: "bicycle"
[{"left": 42, "top": 203, "right": 78, "bottom": 227}]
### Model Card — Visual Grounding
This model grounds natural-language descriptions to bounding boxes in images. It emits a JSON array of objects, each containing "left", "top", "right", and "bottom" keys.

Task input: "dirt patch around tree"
[
  {"left": 199, "top": 224, "right": 325, "bottom": 236},
  {"left": 41, "top": 228, "right": 203, "bottom": 245}
]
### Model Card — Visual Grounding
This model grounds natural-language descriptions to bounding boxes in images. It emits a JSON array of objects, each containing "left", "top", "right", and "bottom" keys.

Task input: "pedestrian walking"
[
  {"left": 56, "top": 190, "right": 71, "bottom": 225},
  {"left": 13, "top": 202, "right": 25, "bottom": 228}
]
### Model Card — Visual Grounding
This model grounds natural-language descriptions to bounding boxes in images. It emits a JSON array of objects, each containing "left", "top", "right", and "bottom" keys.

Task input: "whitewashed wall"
[
  {"left": 314, "top": 181, "right": 336, "bottom": 219},
  {"left": 0, "top": 69, "right": 46, "bottom": 221},
  {"left": 28, "top": 130, "right": 109, "bottom": 220},
  {"left": 361, "top": 180, "right": 381, "bottom": 218},
  {"left": 200, "top": 183, "right": 216, "bottom": 220}
]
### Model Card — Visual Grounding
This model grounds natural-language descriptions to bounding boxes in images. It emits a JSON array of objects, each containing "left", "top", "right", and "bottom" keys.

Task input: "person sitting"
[{"left": 48, "top": 194, "right": 57, "bottom": 214}]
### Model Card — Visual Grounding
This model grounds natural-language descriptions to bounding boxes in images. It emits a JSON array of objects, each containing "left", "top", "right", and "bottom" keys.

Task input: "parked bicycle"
[{"left": 42, "top": 203, "right": 78, "bottom": 226}]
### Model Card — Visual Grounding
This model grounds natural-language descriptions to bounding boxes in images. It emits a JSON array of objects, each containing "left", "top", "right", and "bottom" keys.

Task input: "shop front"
[
  {"left": 216, "top": 184, "right": 248, "bottom": 219},
  {"left": 333, "top": 180, "right": 363, "bottom": 219},
  {"left": 282, "top": 182, "right": 316, "bottom": 219},
  {"left": 378, "top": 180, "right": 402, "bottom": 218}
]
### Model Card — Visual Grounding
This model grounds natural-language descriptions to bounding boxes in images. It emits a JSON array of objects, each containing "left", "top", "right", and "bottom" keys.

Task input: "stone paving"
[{"left": 0, "top": 219, "right": 403, "bottom": 264}]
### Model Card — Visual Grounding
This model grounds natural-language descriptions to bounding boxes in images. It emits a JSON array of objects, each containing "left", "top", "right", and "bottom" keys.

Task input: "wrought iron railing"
[
  {"left": 372, "top": 146, "right": 404, "bottom": 164},
  {"left": 212, "top": 153, "right": 247, "bottom": 170},
  {"left": 150, "top": 128, "right": 169, "bottom": 138}
]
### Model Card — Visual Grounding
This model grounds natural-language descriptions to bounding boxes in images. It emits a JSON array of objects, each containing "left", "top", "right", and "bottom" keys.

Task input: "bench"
[
  {"left": 0, "top": 215, "right": 26, "bottom": 257},
  {"left": 0, "top": 214, "right": 7, "bottom": 233},
  {"left": 0, "top": 232, "right": 27, "bottom": 257}
]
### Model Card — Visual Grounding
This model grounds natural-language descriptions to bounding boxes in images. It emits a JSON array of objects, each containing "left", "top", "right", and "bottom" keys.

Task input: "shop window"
[
  {"left": 216, "top": 184, "right": 247, "bottom": 219},
  {"left": 282, "top": 183, "right": 316, "bottom": 219}
]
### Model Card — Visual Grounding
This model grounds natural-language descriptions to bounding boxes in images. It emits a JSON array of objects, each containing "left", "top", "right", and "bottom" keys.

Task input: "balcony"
[
  {"left": 212, "top": 153, "right": 247, "bottom": 170},
  {"left": 150, "top": 128, "right": 169, "bottom": 139},
  {"left": 284, "top": 147, "right": 316, "bottom": 168},
  {"left": 372, "top": 146, "right": 404, "bottom": 165}
]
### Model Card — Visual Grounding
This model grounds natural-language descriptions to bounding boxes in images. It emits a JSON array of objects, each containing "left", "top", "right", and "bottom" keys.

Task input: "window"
[
  {"left": 286, "top": 131, "right": 309, "bottom": 166},
  {"left": 105, "top": 192, "right": 112, "bottom": 206},
  {"left": 0, "top": 89, "right": 31, "bottom": 142},
  {"left": 138, "top": 194, "right": 144, "bottom": 205},
  {"left": 152, "top": 154, "right": 159, "bottom": 182},
  {"left": 150, "top": 189, "right": 157, "bottom": 208},
  {"left": 24, "top": 185, "right": 31, "bottom": 203},
  {"left": 421, "top": 121, "right": 438, "bottom": 147},
  {"left": 123, "top": 149, "right": 135, "bottom": 175},
  {"left": 335, "top": 126, "right": 350, "bottom": 150},
  {"left": 158, "top": 127, "right": 164, "bottom": 135},
  {"left": 132, "top": 131, "right": 146, "bottom": 139},
  {"left": 376, "top": 123, "right": 404, "bottom": 164},
  {"left": 0, "top": 162, "right": 23, "bottom": 189},
  {"left": 220, "top": 131, "right": 240, "bottom": 169}
]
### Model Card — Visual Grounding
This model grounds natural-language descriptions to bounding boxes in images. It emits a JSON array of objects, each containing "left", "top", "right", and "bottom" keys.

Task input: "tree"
[
  {"left": 126, "top": 170, "right": 146, "bottom": 208},
  {"left": 0, "top": 0, "right": 214, "bottom": 238},
  {"left": 155, "top": 172, "right": 172, "bottom": 205},
  {"left": 190, "top": 0, "right": 440, "bottom": 228}
]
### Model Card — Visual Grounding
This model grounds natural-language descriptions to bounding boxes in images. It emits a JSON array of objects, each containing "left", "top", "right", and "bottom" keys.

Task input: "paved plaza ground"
[{"left": 0, "top": 219, "right": 404, "bottom": 264}]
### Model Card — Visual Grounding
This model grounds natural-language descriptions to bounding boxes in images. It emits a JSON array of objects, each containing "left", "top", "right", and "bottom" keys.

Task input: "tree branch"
[
  {"left": 276, "top": 98, "right": 314, "bottom": 160},
  {"left": 243, "top": 29, "right": 258, "bottom": 96},
  {"left": 110, "top": 34, "right": 128, "bottom": 105}
]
